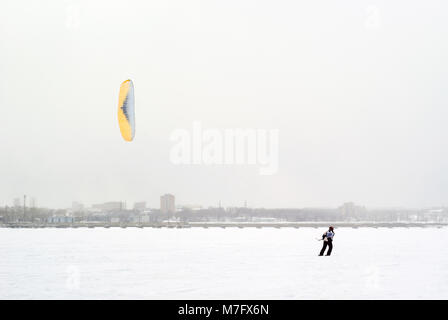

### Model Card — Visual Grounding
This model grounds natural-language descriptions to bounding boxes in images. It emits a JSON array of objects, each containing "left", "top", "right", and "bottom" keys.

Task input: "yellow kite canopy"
[{"left": 117, "top": 79, "right": 135, "bottom": 141}]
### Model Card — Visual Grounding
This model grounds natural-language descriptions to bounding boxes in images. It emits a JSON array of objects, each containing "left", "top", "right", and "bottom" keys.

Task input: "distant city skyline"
[{"left": 4, "top": 195, "right": 447, "bottom": 211}]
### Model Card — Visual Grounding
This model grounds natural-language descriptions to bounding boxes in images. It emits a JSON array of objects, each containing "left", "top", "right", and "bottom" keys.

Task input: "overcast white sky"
[{"left": 1, "top": 0, "right": 447, "bottom": 209}]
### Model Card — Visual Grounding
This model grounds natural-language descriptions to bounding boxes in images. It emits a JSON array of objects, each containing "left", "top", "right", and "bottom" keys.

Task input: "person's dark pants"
[{"left": 319, "top": 239, "right": 333, "bottom": 256}]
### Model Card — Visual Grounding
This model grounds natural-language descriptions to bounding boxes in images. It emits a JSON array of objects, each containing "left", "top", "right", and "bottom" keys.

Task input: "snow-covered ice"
[{"left": 0, "top": 227, "right": 447, "bottom": 299}]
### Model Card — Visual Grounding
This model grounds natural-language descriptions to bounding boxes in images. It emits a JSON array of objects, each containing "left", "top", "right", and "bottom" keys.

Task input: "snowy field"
[{"left": 1, "top": 227, "right": 447, "bottom": 299}]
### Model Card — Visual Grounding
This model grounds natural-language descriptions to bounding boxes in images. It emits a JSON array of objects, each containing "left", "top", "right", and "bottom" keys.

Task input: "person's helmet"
[{"left": 329, "top": 226, "right": 334, "bottom": 231}]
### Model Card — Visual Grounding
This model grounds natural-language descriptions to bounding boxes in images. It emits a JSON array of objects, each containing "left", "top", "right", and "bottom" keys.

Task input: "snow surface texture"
[{"left": 1, "top": 227, "right": 447, "bottom": 299}]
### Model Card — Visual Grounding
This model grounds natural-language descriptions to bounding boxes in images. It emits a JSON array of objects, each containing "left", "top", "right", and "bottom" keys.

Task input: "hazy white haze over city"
[{"left": 1, "top": 0, "right": 447, "bottom": 209}]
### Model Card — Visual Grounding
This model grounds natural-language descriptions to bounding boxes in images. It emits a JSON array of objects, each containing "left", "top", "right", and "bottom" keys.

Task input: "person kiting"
[{"left": 319, "top": 226, "right": 335, "bottom": 256}]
